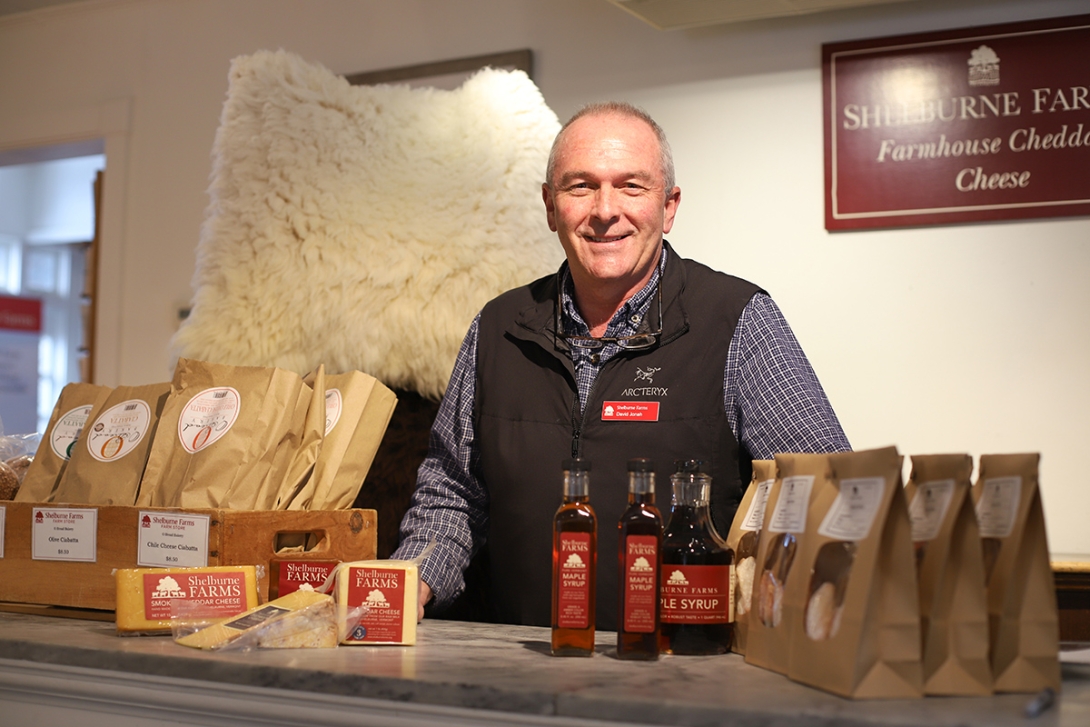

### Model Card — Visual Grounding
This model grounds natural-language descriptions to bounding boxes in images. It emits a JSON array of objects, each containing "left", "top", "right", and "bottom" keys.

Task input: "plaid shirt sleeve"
[
  {"left": 392, "top": 315, "right": 488, "bottom": 611},
  {"left": 725, "top": 293, "right": 851, "bottom": 459}
]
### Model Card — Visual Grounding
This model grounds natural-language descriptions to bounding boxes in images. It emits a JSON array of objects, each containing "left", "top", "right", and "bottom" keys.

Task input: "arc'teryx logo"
[{"left": 634, "top": 366, "right": 661, "bottom": 384}]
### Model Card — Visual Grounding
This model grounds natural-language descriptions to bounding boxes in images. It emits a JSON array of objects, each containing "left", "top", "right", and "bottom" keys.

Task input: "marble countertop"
[{"left": 1, "top": 611, "right": 1088, "bottom": 727}]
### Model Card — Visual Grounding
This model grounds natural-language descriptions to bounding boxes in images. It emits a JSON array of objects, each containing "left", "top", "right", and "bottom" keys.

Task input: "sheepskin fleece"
[{"left": 170, "top": 50, "right": 563, "bottom": 399}]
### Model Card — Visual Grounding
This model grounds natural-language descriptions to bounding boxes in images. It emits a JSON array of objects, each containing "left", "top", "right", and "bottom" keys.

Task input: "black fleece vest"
[{"left": 473, "top": 245, "right": 761, "bottom": 630}]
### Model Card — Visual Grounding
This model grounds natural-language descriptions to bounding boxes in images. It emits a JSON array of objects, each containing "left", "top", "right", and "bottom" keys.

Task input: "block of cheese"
[
  {"left": 176, "top": 588, "right": 337, "bottom": 650},
  {"left": 115, "top": 565, "right": 259, "bottom": 635},
  {"left": 337, "top": 559, "right": 418, "bottom": 645}
]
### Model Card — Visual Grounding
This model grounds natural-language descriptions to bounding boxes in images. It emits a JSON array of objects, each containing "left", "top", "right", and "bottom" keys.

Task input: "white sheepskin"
[{"left": 170, "top": 50, "right": 563, "bottom": 399}]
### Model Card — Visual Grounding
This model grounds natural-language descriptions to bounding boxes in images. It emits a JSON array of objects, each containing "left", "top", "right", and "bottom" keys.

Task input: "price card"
[
  {"left": 31, "top": 507, "right": 98, "bottom": 562},
  {"left": 1, "top": 505, "right": 6, "bottom": 558},
  {"left": 136, "top": 511, "right": 210, "bottom": 568}
]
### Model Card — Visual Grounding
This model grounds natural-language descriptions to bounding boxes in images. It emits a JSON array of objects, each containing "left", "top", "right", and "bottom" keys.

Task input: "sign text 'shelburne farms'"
[{"left": 823, "top": 15, "right": 1090, "bottom": 230}]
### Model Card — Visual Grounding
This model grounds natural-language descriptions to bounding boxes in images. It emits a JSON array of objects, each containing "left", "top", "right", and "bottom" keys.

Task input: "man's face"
[{"left": 543, "top": 113, "right": 680, "bottom": 298}]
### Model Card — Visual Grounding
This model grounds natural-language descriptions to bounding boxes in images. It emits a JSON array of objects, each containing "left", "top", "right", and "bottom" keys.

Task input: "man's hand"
[{"left": 418, "top": 580, "right": 433, "bottom": 623}]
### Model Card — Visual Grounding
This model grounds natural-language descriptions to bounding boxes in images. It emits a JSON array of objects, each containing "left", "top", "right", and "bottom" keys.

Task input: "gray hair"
[{"left": 545, "top": 102, "right": 675, "bottom": 191}]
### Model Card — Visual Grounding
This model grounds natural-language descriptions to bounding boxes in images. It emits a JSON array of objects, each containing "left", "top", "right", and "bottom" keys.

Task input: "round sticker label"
[
  {"left": 87, "top": 399, "right": 153, "bottom": 462},
  {"left": 50, "top": 405, "right": 94, "bottom": 461},
  {"left": 324, "top": 388, "right": 343, "bottom": 435},
  {"left": 177, "top": 387, "right": 241, "bottom": 454}
]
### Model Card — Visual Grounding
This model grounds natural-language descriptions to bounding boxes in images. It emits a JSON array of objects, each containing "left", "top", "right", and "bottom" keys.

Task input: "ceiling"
[
  {"left": 604, "top": 0, "right": 919, "bottom": 30},
  {"left": 2, "top": 0, "right": 920, "bottom": 25}
]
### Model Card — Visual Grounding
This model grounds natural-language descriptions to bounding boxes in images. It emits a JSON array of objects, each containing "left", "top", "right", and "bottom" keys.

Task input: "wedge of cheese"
[
  {"left": 336, "top": 559, "right": 418, "bottom": 645},
  {"left": 115, "top": 565, "right": 259, "bottom": 635},
  {"left": 176, "top": 588, "right": 336, "bottom": 650}
]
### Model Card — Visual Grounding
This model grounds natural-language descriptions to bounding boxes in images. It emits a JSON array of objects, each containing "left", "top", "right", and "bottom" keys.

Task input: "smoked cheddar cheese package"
[
  {"left": 16, "top": 383, "right": 112, "bottom": 503},
  {"left": 906, "top": 454, "right": 992, "bottom": 696},
  {"left": 787, "top": 446, "right": 923, "bottom": 700},
  {"left": 336, "top": 559, "right": 419, "bottom": 645},
  {"left": 744, "top": 453, "right": 826, "bottom": 675},
  {"left": 114, "top": 565, "right": 259, "bottom": 635},
  {"left": 175, "top": 588, "right": 338, "bottom": 650},
  {"left": 726, "top": 459, "right": 775, "bottom": 655},
  {"left": 973, "top": 453, "right": 1060, "bottom": 693}
]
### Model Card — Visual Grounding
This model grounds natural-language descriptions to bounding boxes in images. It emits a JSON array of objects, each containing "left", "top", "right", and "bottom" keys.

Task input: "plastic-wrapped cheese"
[
  {"left": 176, "top": 588, "right": 336, "bottom": 650},
  {"left": 115, "top": 565, "right": 259, "bottom": 634},
  {"left": 337, "top": 559, "right": 418, "bottom": 645}
]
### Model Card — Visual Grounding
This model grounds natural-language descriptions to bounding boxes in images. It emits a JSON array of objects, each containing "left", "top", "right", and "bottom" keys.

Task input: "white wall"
[{"left": 0, "top": 0, "right": 1086, "bottom": 554}]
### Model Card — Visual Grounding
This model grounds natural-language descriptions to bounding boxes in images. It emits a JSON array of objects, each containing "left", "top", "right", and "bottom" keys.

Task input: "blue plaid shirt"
[{"left": 394, "top": 250, "right": 850, "bottom": 610}]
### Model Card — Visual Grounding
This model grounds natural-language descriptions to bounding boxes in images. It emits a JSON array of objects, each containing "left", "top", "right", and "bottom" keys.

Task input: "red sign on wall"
[{"left": 824, "top": 14, "right": 1090, "bottom": 230}]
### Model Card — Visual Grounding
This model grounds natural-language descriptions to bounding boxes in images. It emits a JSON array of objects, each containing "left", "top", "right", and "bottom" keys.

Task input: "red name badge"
[{"left": 602, "top": 401, "right": 660, "bottom": 422}]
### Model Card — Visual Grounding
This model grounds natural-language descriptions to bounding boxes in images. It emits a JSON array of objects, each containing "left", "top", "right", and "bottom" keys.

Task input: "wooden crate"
[{"left": 0, "top": 502, "right": 376, "bottom": 612}]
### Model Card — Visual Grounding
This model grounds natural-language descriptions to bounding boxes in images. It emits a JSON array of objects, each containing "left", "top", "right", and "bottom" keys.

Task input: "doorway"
[{"left": 0, "top": 144, "right": 104, "bottom": 433}]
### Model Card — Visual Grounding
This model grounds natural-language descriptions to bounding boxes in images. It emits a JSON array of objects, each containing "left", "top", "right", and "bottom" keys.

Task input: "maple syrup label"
[
  {"left": 346, "top": 566, "right": 407, "bottom": 642},
  {"left": 557, "top": 532, "right": 592, "bottom": 628},
  {"left": 660, "top": 564, "right": 733, "bottom": 624},
  {"left": 623, "top": 535, "right": 658, "bottom": 633},
  {"left": 274, "top": 560, "right": 338, "bottom": 598},
  {"left": 142, "top": 571, "right": 246, "bottom": 620}
]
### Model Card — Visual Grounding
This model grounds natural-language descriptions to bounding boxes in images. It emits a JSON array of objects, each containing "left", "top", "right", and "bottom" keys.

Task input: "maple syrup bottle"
[
  {"left": 551, "top": 457, "right": 597, "bottom": 656},
  {"left": 660, "top": 460, "right": 734, "bottom": 655},
  {"left": 617, "top": 458, "right": 663, "bottom": 660}
]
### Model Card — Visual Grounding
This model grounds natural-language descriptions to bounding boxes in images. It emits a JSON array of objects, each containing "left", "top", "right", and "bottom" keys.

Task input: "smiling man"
[{"left": 393, "top": 103, "right": 850, "bottom": 631}]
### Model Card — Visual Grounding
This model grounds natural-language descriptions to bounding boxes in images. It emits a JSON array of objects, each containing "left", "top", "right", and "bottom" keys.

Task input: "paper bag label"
[
  {"left": 50, "top": 404, "right": 93, "bottom": 460},
  {"left": 143, "top": 570, "right": 246, "bottom": 620},
  {"left": 347, "top": 566, "right": 408, "bottom": 642},
  {"left": 741, "top": 479, "right": 775, "bottom": 531},
  {"left": 768, "top": 475, "right": 815, "bottom": 533},
  {"left": 661, "top": 564, "right": 733, "bottom": 623},
  {"left": 976, "top": 476, "right": 1022, "bottom": 538},
  {"left": 817, "top": 476, "right": 886, "bottom": 541},
  {"left": 86, "top": 399, "right": 152, "bottom": 462},
  {"left": 324, "top": 388, "right": 343, "bottom": 435},
  {"left": 909, "top": 479, "right": 955, "bottom": 542},
  {"left": 556, "top": 532, "right": 592, "bottom": 628},
  {"left": 177, "top": 387, "right": 241, "bottom": 453},
  {"left": 622, "top": 535, "right": 658, "bottom": 633}
]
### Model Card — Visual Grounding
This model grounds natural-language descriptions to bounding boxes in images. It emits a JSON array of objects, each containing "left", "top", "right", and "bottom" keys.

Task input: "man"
[{"left": 393, "top": 102, "right": 850, "bottom": 630}]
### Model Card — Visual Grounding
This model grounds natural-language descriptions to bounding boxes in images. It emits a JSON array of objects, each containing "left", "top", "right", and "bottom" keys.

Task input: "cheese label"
[
  {"left": 622, "top": 535, "right": 658, "bottom": 633},
  {"left": 345, "top": 565, "right": 409, "bottom": 643},
  {"left": 177, "top": 387, "right": 240, "bottom": 453},
  {"left": 660, "top": 564, "right": 733, "bottom": 624},
  {"left": 224, "top": 605, "right": 290, "bottom": 631},
  {"left": 272, "top": 560, "right": 338, "bottom": 598},
  {"left": 556, "top": 532, "right": 592, "bottom": 629},
  {"left": 142, "top": 570, "right": 248, "bottom": 620}
]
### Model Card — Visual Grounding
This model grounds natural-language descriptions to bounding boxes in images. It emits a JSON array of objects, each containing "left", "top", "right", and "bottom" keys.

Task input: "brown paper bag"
[
  {"left": 15, "top": 383, "right": 112, "bottom": 503},
  {"left": 292, "top": 370, "right": 397, "bottom": 511},
  {"left": 51, "top": 383, "right": 170, "bottom": 505},
  {"left": 727, "top": 460, "right": 776, "bottom": 655},
  {"left": 136, "top": 359, "right": 310, "bottom": 510},
  {"left": 906, "top": 454, "right": 992, "bottom": 696},
  {"left": 273, "top": 364, "right": 327, "bottom": 510},
  {"left": 973, "top": 452, "right": 1060, "bottom": 693},
  {"left": 744, "top": 453, "right": 828, "bottom": 675},
  {"left": 787, "top": 446, "right": 923, "bottom": 699}
]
